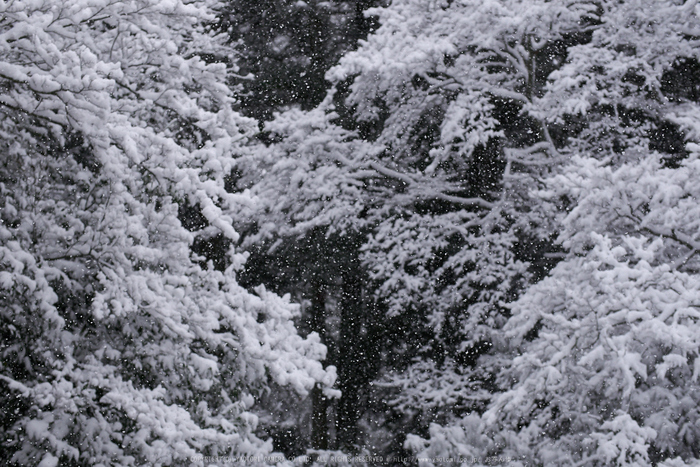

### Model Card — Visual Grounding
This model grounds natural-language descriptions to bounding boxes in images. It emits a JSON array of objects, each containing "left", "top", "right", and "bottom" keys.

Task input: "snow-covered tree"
[
  {"left": 233, "top": 0, "right": 597, "bottom": 453},
  {"left": 320, "top": 0, "right": 601, "bottom": 437},
  {"left": 485, "top": 154, "right": 700, "bottom": 466},
  {"left": 408, "top": 0, "right": 700, "bottom": 465},
  {"left": 410, "top": 156, "right": 700, "bottom": 467},
  {"left": 0, "top": 0, "right": 335, "bottom": 464}
]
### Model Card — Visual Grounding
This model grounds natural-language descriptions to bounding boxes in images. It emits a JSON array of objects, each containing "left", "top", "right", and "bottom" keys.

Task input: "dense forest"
[{"left": 2, "top": 0, "right": 700, "bottom": 465}]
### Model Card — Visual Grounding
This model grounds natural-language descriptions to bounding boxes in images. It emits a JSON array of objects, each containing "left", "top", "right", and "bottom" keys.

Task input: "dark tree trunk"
[
  {"left": 336, "top": 247, "right": 382, "bottom": 451},
  {"left": 310, "top": 277, "right": 329, "bottom": 450},
  {"left": 311, "top": 385, "right": 329, "bottom": 450}
]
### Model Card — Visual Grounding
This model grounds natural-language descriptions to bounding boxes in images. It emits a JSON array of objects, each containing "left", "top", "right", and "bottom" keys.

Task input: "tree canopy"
[
  {"left": 0, "top": 0, "right": 335, "bottom": 464},
  {"left": 4, "top": 0, "right": 700, "bottom": 465}
]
